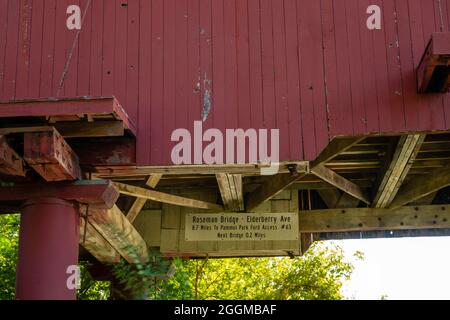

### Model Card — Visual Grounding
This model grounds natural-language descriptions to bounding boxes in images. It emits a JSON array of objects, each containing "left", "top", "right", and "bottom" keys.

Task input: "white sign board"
[{"left": 185, "top": 213, "right": 299, "bottom": 241}]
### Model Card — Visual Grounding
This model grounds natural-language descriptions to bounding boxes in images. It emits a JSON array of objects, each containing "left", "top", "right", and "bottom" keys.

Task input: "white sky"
[{"left": 335, "top": 237, "right": 450, "bottom": 300}]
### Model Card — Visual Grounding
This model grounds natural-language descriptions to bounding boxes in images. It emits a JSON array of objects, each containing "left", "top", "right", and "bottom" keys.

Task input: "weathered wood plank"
[
  {"left": 0, "top": 180, "right": 119, "bottom": 209},
  {"left": 390, "top": 163, "right": 450, "bottom": 208},
  {"left": 23, "top": 128, "right": 82, "bottom": 181},
  {"left": 311, "top": 165, "right": 370, "bottom": 204},
  {"left": 246, "top": 172, "right": 307, "bottom": 212},
  {"left": 216, "top": 174, "right": 244, "bottom": 211},
  {"left": 311, "top": 136, "right": 366, "bottom": 168},
  {"left": 299, "top": 205, "right": 450, "bottom": 233},
  {"left": 373, "top": 134, "right": 425, "bottom": 208},
  {"left": 89, "top": 205, "right": 148, "bottom": 263},
  {"left": 115, "top": 182, "right": 223, "bottom": 211},
  {"left": 79, "top": 216, "right": 121, "bottom": 263},
  {"left": 126, "top": 174, "right": 163, "bottom": 223},
  {"left": 0, "top": 136, "right": 25, "bottom": 177}
]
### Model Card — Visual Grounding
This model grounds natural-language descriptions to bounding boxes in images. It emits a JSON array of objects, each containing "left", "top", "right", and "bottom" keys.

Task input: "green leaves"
[{"left": 0, "top": 214, "right": 19, "bottom": 300}]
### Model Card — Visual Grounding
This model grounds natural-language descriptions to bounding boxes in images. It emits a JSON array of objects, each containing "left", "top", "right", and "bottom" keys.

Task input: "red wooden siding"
[{"left": 0, "top": 0, "right": 449, "bottom": 165}]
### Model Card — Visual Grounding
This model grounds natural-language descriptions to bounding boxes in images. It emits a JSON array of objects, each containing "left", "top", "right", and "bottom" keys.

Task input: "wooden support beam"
[
  {"left": 390, "top": 163, "right": 450, "bottom": 208},
  {"left": 115, "top": 182, "right": 223, "bottom": 211},
  {"left": 89, "top": 205, "right": 148, "bottom": 264},
  {"left": 0, "top": 121, "right": 125, "bottom": 138},
  {"left": 79, "top": 216, "right": 121, "bottom": 264},
  {"left": 126, "top": 174, "right": 163, "bottom": 223},
  {"left": 0, "top": 136, "right": 25, "bottom": 177},
  {"left": 216, "top": 174, "right": 244, "bottom": 211},
  {"left": 311, "top": 136, "right": 366, "bottom": 168},
  {"left": 299, "top": 205, "right": 450, "bottom": 233},
  {"left": 373, "top": 134, "right": 425, "bottom": 208},
  {"left": 23, "top": 128, "right": 82, "bottom": 181},
  {"left": 0, "top": 97, "right": 136, "bottom": 135},
  {"left": 246, "top": 172, "right": 307, "bottom": 212},
  {"left": 417, "top": 32, "right": 450, "bottom": 93},
  {"left": 318, "top": 189, "right": 361, "bottom": 209},
  {"left": 311, "top": 165, "right": 370, "bottom": 204},
  {"left": 0, "top": 180, "right": 119, "bottom": 209}
]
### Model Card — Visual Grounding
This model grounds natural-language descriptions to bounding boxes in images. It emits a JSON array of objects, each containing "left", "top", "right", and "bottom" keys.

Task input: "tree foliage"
[
  {"left": 0, "top": 214, "right": 19, "bottom": 300},
  {"left": 0, "top": 214, "right": 361, "bottom": 300}
]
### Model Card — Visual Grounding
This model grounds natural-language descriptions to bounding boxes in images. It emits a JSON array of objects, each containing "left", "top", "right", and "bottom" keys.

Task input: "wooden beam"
[
  {"left": 89, "top": 205, "right": 148, "bottom": 264},
  {"left": 246, "top": 172, "right": 307, "bottom": 212},
  {"left": 79, "top": 216, "right": 121, "bottom": 264},
  {"left": 311, "top": 136, "right": 366, "bottom": 168},
  {"left": 93, "top": 161, "right": 309, "bottom": 178},
  {"left": 373, "top": 134, "right": 425, "bottom": 208},
  {"left": 0, "top": 121, "right": 125, "bottom": 138},
  {"left": 0, "top": 96, "right": 136, "bottom": 135},
  {"left": 310, "top": 165, "right": 370, "bottom": 204},
  {"left": 216, "top": 174, "right": 244, "bottom": 211},
  {"left": 390, "top": 163, "right": 450, "bottom": 208},
  {"left": 0, "top": 180, "right": 119, "bottom": 209},
  {"left": 115, "top": 182, "right": 223, "bottom": 211},
  {"left": 126, "top": 174, "right": 163, "bottom": 223},
  {"left": 299, "top": 205, "right": 450, "bottom": 233},
  {"left": 0, "top": 136, "right": 25, "bottom": 177},
  {"left": 23, "top": 128, "right": 82, "bottom": 181},
  {"left": 318, "top": 189, "right": 361, "bottom": 208},
  {"left": 417, "top": 32, "right": 450, "bottom": 93}
]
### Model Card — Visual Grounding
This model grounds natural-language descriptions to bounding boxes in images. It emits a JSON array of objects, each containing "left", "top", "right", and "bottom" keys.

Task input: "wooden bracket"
[
  {"left": 24, "top": 128, "right": 82, "bottom": 181},
  {"left": 0, "top": 135, "right": 25, "bottom": 177},
  {"left": 417, "top": 32, "right": 450, "bottom": 93}
]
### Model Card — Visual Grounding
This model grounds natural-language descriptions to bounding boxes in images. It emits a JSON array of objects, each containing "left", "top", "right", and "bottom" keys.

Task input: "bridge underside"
[{"left": 3, "top": 98, "right": 450, "bottom": 297}]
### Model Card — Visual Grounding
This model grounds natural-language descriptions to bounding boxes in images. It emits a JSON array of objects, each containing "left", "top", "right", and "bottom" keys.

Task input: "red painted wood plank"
[
  {"left": 28, "top": 0, "right": 44, "bottom": 99},
  {"left": 396, "top": 0, "right": 420, "bottom": 131},
  {"left": 150, "top": 0, "right": 164, "bottom": 164},
  {"left": 2, "top": 0, "right": 20, "bottom": 100},
  {"left": 199, "top": 0, "right": 213, "bottom": 133},
  {"left": 372, "top": 0, "right": 393, "bottom": 132},
  {"left": 260, "top": 0, "right": 276, "bottom": 131},
  {"left": 357, "top": 0, "right": 380, "bottom": 133},
  {"left": 0, "top": 0, "right": 8, "bottom": 100},
  {"left": 384, "top": 0, "right": 406, "bottom": 132},
  {"left": 328, "top": 0, "right": 353, "bottom": 137},
  {"left": 212, "top": 0, "right": 226, "bottom": 135},
  {"left": 236, "top": 0, "right": 251, "bottom": 131},
  {"left": 187, "top": 0, "right": 201, "bottom": 132},
  {"left": 308, "top": 0, "right": 329, "bottom": 157},
  {"left": 346, "top": 0, "right": 368, "bottom": 135},
  {"left": 77, "top": 0, "right": 92, "bottom": 96},
  {"left": 126, "top": 0, "right": 140, "bottom": 123},
  {"left": 113, "top": 0, "right": 128, "bottom": 105},
  {"left": 63, "top": 0, "right": 80, "bottom": 98},
  {"left": 284, "top": 0, "right": 303, "bottom": 159},
  {"left": 248, "top": 0, "right": 264, "bottom": 130},
  {"left": 224, "top": 0, "right": 238, "bottom": 130},
  {"left": 272, "top": 0, "right": 290, "bottom": 160},
  {"left": 53, "top": 0, "right": 69, "bottom": 97},
  {"left": 39, "top": 0, "right": 56, "bottom": 98},
  {"left": 89, "top": 0, "right": 104, "bottom": 96},
  {"left": 101, "top": 0, "right": 115, "bottom": 96},
  {"left": 137, "top": 0, "right": 152, "bottom": 165},
  {"left": 163, "top": 0, "right": 176, "bottom": 165},
  {"left": 15, "top": 0, "right": 33, "bottom": 99},
  {"left": 174, "top": 0, "right": 189, "bottom": 133},
  {"left": 420, "top": 0, "right": 446, "bottom": 130}
]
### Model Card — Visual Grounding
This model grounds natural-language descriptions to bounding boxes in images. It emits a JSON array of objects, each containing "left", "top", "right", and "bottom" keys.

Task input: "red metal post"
[{"left": 16, "top": 198, "right": 80, "bottom": 300}]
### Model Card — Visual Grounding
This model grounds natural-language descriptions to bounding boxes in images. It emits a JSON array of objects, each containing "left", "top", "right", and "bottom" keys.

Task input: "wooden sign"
[{"left": 185, "top": 213, "right": 299, "bottom": 242}]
